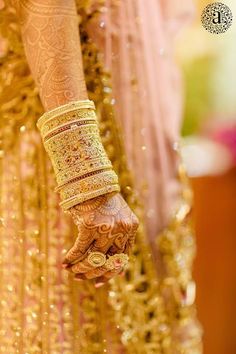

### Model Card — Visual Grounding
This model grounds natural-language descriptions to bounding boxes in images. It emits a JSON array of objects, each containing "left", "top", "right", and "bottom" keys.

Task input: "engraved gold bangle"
[
  {"left": 55, "top": 158, "right": 113, "bottom": 186},
  {"left": 37, "top": 100, "right": 95, "bottom": 129},
  {"left": 43, "top": 130, "right": 109, "bottom": 175},
  {"left": 43, "top": 122, "right": 99, "bottom": 143},
  {"left": 60, "top": 184, "right": 120, "bottom": 211},
  {"left": 58, "top": 169, "right": 119, "bottom": 200},
  {"left": 41, "top": 110, "right": 97, "bottom": 138},
  {"left": 42, "top": 117, "right": 97, "bottom": 140}
]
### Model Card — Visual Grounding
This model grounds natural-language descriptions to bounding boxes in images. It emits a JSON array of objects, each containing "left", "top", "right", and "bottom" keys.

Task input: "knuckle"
[
  {"left": 75, "top": 274, "right": 86, "bottom": 281},
  {"left": 71, "top": 265, "right": 79, "bottom": 273},
  {"left": 86, "top": 272, "right": 96, "bottom": 279},
  {"left": 117, "top": 214, "right": 139, "bottom": 231},
  {"left": 87, "top": 268, "right": 106, "bottom": 279}
]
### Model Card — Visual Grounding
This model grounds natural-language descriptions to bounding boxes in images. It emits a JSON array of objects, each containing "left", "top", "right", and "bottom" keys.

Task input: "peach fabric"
[{"left": 87, "top": 0, "right": 195, "bottom": 243}]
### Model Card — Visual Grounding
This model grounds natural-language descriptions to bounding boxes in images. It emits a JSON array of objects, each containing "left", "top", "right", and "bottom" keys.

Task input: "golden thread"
[
  {"left": 38, "top": 138, "right": 50, "bottom": 353},
  {"left": 17, "top": 136, "right": 26, "bottom": 353}
]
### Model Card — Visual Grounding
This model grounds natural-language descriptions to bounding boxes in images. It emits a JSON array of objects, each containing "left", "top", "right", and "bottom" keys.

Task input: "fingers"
[
  {"left": 107, "top": 244, "right": 125, "bottom": 256},
  {"left": 74, "top": 266, "right": 124, "bottom": 285},
  {"left": 69, "top": 234, "right": 128, "bottom": 275},
  {"left": 94, "top": 268, "right": 123, "bottom": 284},
  {"left": 64, "top": 226, "right": 117, "bottom": 268},
  {"left": 123, "top": 239, "right": 133, "bottom": 256},
  {"left": 66, "top": 232, "right": 132, "bottom": 281},
  {"left": 74, "top": 273, "right": 87, "bottom": 281},
  {"left": 123, "top": 230, "right": 136, "bottom": 255},
  {"left": 71, "top": 258, "right": 93, "bottom": 273},
  {"left": 70, "top": 243, "right": 128, "bottom": 279},
  {"left": 66, "top": 235, "right": 113, "bottom": 272},
  {"left": 83, "top": 265, "right": 108, "bottom": 279},
  {"left": 107, "top": 233, "right": 128, "bottom": 255},
  {"left": 90, "top": 234, "right": 114, "bottom": 254},
  {"left": 74, "top": 267, "right": 123, "bottom": 283},
  {"left": 63, "top": 209, "right": 138, "bottom": 282},
  {"left": 72, "top": 261, "right": 108, "bottom": 280},
  {"left": 66, "top": 228, "right": 120, "bottom": 270},
  {"left": 63, "top": 230, "right": 95, "bottom": 265},
  {"left": 71, "top": 258, "right": 106, "bottom": 275}
]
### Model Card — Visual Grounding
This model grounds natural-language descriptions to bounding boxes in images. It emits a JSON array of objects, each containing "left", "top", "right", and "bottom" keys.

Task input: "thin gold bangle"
[
  {"left": 37, "top": 100, "right": 95, "bottom": 129},
  {"left": 60, "top": 185, "right": 120, "bottom": 210}
]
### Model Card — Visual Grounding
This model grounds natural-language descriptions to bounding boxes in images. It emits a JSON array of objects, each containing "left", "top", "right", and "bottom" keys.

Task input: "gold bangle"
[
  {"left": 58, "top": 169, "right": 119, "bottom": 200},
  {"left": 46, "top": 142, "right": 110, "bottom": 180},
  {"left": 37, "top": 99, "right": 95, "bottom": 130},
  {"left": 60, "top": 184, "right": 120, "bottom": 211},
  {"left": 43, "top": 130, "right": 109, "bottom": 175},
  {"left": 55, "top": 159, "right": 113, "bottom": 187},
  {"left": 43, "top": 121, "right": 98, "bottom": 142},
  {"left": 40, "top": 109, "right": 97, "bottom": 138}
]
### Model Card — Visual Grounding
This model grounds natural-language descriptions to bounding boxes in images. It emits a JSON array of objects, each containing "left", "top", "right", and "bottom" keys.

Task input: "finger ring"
[
  {"left": 105, "top": 253, "right": 129, "bottom": 270},
  {"left": 87, "top": 251, "right": 106, "bottom": 267}
]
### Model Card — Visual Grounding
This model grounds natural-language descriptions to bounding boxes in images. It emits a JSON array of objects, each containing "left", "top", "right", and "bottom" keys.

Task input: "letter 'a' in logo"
[
  {"left": 212, "top": 10, "right": 222, "bottom": 24},
  {"left": 201, "top": 2, "right": 233, "bottom": 34}
]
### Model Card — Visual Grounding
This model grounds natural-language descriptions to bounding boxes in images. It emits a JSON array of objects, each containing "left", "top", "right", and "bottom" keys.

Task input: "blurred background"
[{"left": 177, "top": 1, "right": 236, "bottom": 353}]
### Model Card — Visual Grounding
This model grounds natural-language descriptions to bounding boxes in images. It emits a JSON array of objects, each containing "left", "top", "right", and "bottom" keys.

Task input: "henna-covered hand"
[{"left": 63, "top": 193, "right": 139, "bottom": 285}]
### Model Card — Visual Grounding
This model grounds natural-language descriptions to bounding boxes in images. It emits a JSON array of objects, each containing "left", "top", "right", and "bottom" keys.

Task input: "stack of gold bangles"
[{"left": 37, "top": 100, "right": 120, "bottom": 210}]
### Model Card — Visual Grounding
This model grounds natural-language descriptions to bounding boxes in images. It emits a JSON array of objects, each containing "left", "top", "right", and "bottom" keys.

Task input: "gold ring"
[
  {"left": 104, "top": 253, "right": 129, "bottom": 270},
  {"left": 87, "top": 251, "right": 106, "bottom": 268}
]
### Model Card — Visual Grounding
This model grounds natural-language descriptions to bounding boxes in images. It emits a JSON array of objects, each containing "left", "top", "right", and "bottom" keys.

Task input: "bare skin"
[
  {"left": 17, "top": 0, "right": 139, "bottom": 284},
  {"left": 18, "top": 0, "right": 88, "bottom": 109}
]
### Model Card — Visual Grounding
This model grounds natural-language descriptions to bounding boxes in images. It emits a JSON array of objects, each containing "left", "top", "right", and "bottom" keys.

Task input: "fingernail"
[
  {"left": 119, "top": 271, "right": 125, "bottom": 276},
  {"left": 95, "top": 282, "right": 104, "bottom": 288},
  {"left": 75, "top": 278, "right": 83, "bottom": 282},
  {"left": 62, "top": 264, "right": 68, "bottom": 269}
]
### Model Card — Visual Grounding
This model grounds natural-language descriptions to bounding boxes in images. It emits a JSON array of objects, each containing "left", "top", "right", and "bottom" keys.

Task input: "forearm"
[
  {"left": 19, "top": 0, "right": 87, "bottom": 111},
  {"left": 16, "top": 0, "right": 121, "bottom": 211},
  {"left": 15, "top": 1, "right": 138, "bottom": 284}
]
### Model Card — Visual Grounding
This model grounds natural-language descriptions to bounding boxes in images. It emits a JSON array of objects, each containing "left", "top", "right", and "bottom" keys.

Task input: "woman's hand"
[{"left": 63, "top": 193, "right": 139, "bottom": 285}]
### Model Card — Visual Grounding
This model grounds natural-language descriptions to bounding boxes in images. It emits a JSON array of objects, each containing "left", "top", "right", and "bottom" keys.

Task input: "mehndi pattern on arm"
[{"left": 19, "top": 0, "right": 88, "bottom": 110}]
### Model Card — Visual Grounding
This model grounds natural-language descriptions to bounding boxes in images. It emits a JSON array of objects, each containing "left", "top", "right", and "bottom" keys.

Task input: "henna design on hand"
[{"left": 63, "top": 192, "right": 139, "bottom": 282}]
